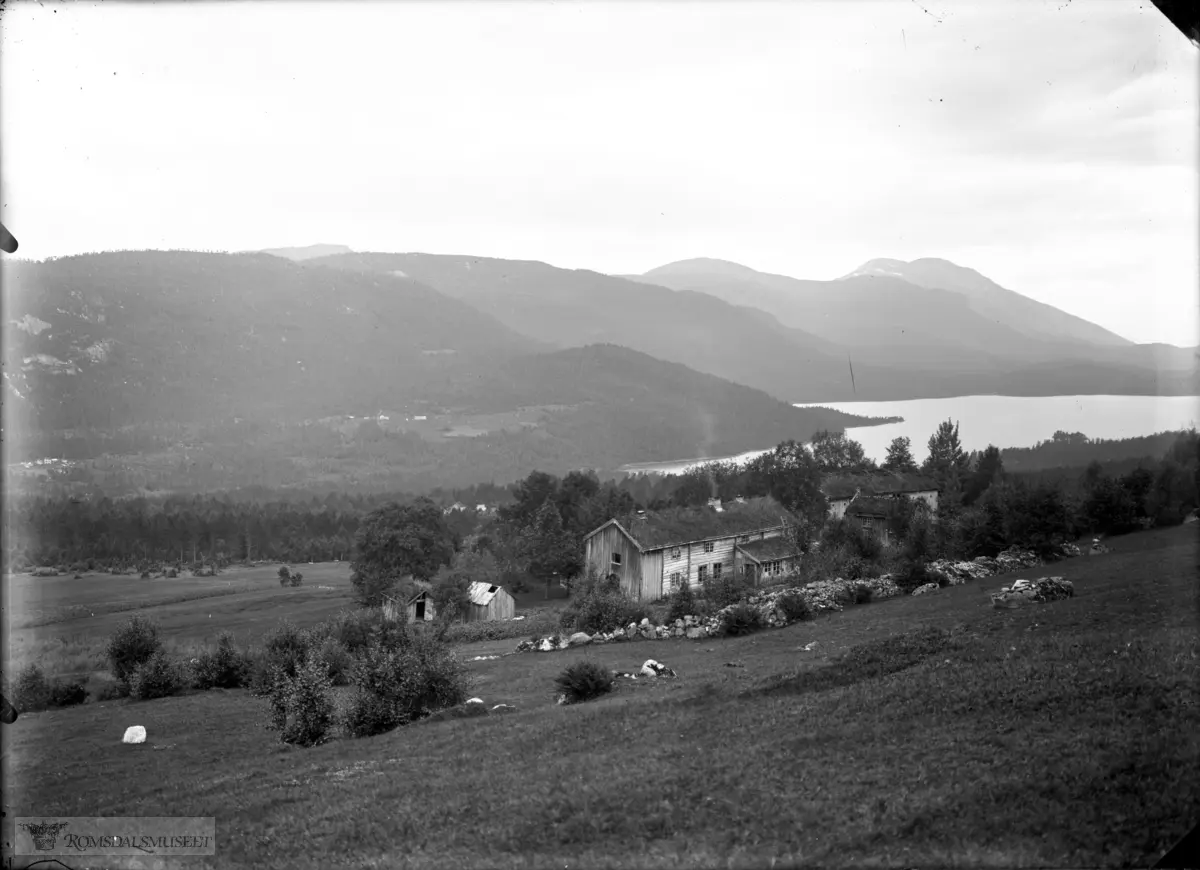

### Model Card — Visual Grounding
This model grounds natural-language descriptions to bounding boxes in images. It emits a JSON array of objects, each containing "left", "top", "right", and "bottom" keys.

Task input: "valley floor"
[{"left": 4, "top": 526, "right": 1198, "bottom": 869}]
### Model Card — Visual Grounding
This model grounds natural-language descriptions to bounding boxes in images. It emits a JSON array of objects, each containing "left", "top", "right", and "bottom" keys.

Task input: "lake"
[{"left": 619, "top": 394, "right": 1200, "bottom": 475}]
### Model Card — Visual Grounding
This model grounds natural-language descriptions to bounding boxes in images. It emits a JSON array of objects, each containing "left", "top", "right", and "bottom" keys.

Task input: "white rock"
[
  {"left": 466, "top": 697, "right": 484, "bottom": 705},
  {"left": 122, "top": 725, "right": 146, "bottom": 744}
]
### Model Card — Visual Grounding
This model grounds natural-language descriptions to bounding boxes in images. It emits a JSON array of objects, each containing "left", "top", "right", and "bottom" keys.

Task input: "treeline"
[
  {"left": 7, "top": 425, "right": 1199, "bottom": 575},
  {"left": 999, "top": 430, "right": 1198, "bottom": 473}
]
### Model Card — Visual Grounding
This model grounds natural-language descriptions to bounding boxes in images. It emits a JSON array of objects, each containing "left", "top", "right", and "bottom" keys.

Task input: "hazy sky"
[{"left": 2, "top": 1, "right": 1196, "bottom": 345}]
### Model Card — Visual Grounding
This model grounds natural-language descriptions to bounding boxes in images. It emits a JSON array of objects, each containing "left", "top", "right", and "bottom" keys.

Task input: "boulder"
[
  {"left": 122, "top": 725, "right": 146, "bottom": 745},
  {"left": 911, "top": 582, "right": 940, "bottom": 596},
  {"left": 685, "top": 627, "right": 705, "bottom": 640},
  {"left": 538, "top": 639, "right": 554, "bottom": 652},
  {"left": 466, "top": 697, "right": 484, "bottom": 705},
  {"left": 640, "top": 659, "right": 676, "bottom": 678},
  {"left": 567, "top": 632, "right": 592, "bottom": 647},
  {"left": 491, "top": 704, "right": 517, "bottom": 714}
]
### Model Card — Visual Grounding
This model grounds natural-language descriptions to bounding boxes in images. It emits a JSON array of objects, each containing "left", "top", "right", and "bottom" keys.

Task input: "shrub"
[
  {"left": 289, "top": 572, "right": 303, "bottom": 587},
  {"left": 776, "top": 589, "right": 812, "bottom": 622},
  {"left": 325, "top": 609, "right": 386, "bottom": 656},
  {"left": 49, "top": 681, "right": 88, "bottom": 708},
  {"left": 93, "top": 678, "right": 130, "bottom": 702},
  {"left": 559, "top": 590, "right": 647, "bottom": 636},
  {"left": 312, "top": 636, "right": 353, "bottom": 687},
  {"left": 719, "top": 603, "right": 764, "bottom": 637},
  {"left": 342, "top": 632, "right": 470, "bottom": 738},
  {"left": 12, "top": 663, "right": 51, "bottom": 711},
  {"left": 554, "top": 660, "right": 615, "bottom": 705},
  {"left": 192, "top": 631, "right": 252, "bottom": 690},
  {"left": 702, "top": 571, "right": 747, "bottom": 610},
  {"left": 106, "top": 615, "right": 163, "bottom": 685},
  {"left": 893, "top": 559, "right": 935, "bottom": 594},
  {"left": 278, "top": 566, "right": 291, "bottom": 587},
  {"left": 129, "top": 651, "right": 185, "bottom": 701},
  {"left": 267, "top": 658, "right": 335, "bottom": 747},
  {"left": 666, "top": 580, "right": 697, "bottom": 622},
  {"left": 261, "top": 620, "right": 309, "bottom": 679}
]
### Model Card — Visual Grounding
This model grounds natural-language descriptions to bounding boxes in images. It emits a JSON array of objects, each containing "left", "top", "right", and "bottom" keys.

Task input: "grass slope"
[{"left": 5, "top": 525, "right": 1197, "bottom": 869}]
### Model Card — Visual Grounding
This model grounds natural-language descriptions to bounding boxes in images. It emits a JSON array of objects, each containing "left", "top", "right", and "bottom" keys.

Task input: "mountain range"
[{"left": 3, "top": 245, "right": 1195, "bottom": 493}]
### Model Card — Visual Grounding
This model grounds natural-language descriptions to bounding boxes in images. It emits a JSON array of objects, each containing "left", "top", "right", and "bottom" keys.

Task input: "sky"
[{"left": 2, "top": 0, "right": 1197, "bottom": 346}]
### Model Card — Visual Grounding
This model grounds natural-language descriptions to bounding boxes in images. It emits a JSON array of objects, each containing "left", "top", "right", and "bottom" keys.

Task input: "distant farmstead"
[
  {"left": 582, "top": 497, "right": 803, "bottom": 601},
  {"left": 822, "top": 472, "right": 940, "bottom": 521}
]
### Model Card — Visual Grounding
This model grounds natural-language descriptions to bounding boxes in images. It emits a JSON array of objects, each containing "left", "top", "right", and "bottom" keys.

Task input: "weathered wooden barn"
[
  {"left": 823, "top": 472, "right": 940, "bottom": 520},
  {"left": 582, "top": 496, "right": 803, "bottom": 601},
  {"left": 463, "top": 581, "right": 516, "bottom": 622},
  {"left": 843, "top": 497, "right": 903, "bottom": 546},
  {"left": 383, "top": 581, "right": 437, "bottom": 623}
]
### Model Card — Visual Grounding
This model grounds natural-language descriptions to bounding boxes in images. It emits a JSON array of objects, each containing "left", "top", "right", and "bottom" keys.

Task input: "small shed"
[
  {"left": 463, "top": 581, "right": 516, "bottom": 623},
  {"left": 385, "top": 581, "right": 437, "bottom": 622}
]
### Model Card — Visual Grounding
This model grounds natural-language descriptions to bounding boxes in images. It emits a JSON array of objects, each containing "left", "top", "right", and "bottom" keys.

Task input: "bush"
[
  {"left": 11, "top": 664, "right": 88, "bottom": 712},
  {"left": 719, "top": 603, "right": 765, "bottom": 637},
  {"left": 665, "top": 580, "right": 697, "bottom": 622},
  {"left": 191, "top": 631, "right": 252, "bottom": 690},
  {"left": 106, "top": 615, "right": 163, "bottom": 685},
  {"left": 129, "top": 651, "right": 185, "bottom": 701},
  {"left": 776, "top": 589, "right": 812, "bottom": 622},
  {"left": 93, "top": 678, "right": 130, "bottom": 702},
  {"left": 559, "top": 590, "right": 648, "bottom": 636},
  {"left": 289, "top": 572, "right": 303, "bottom": 588},
  {"left": 261, "top": 619, "right": 309, "bottom": 679},
  {"left": 324, "top": 609, "right": 387, "bottom": 656},
  {"left": 342, "top": 632, "right": 470, "bottom": 738},
  {"left": 312, "top": 636, "right": 353, "bottom": 687},
  {"left": 893, "top": 559, "right": 935, "bottom": 594},
  {"left": 267, "top": 657, "right": 335, "bottom": 747},
  {"left": 702, "top": 571, "right": 748, "bottom": 610},
  {"left": 12, "top": 663, "right": 51, "bottom": 711},
  {"left": 278, "top": 565, "right": 291, "bottom": 587},
  {"left": 554, "top": 660, "right": 615, "bottom": 705},
  {"left": 49, "top": 681, "right": 88, "bottom": 708}
]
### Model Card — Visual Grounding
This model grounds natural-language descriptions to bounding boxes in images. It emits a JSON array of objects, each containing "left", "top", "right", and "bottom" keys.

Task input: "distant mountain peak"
[
  {"left": 642, "top": 257, "right": 760, "bottom": 279},
  {"left": 840, "top": 257, "right": 928, "bottom": 280}
]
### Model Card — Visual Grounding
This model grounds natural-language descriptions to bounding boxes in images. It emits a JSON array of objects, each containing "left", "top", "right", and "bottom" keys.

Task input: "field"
[
  {"left": 4, "top": 563, "right": 359, "bottom": 681},
  {"left": 3, "top": 526, "right": 1198, "bottom": 869}
]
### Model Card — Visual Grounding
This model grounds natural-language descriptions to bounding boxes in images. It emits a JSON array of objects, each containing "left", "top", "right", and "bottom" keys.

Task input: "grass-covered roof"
[{"left": 610, "top": 496, "right": 797, "bottom": 550}]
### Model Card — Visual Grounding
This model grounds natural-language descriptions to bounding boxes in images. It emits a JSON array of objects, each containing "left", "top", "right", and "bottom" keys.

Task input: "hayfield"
[
  {"left": 4, "top": 525, "right": 1197, "bottom": 869},
  {"left": 4, "top": 563, "right": 358, "bottom": 681}
]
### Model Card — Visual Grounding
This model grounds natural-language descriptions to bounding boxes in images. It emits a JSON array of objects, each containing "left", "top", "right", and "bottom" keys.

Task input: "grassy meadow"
[{"left": 3, "top": 524, "right": 1197, "bottom": 868}]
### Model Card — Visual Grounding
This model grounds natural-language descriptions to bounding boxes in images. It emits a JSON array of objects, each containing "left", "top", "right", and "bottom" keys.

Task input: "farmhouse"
[
  {"left": 582, "top": 496, "right": 802, "bottom": 601},
  {"left": 822, "top": 471, "right": 940, "bottom": 520}
]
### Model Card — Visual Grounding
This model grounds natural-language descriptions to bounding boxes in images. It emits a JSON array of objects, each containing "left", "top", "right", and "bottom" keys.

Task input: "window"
[
  {"left": 860, "top": 516, "right": 875, "bottom": 530},
  {"left": 671, "top": 548, "right": 681, "bottom": 560},
  {"left": 712, "top": 563, "right": 722, "bottom": 580},
  {"left": 703, "top": 541, "right": 715, "bottom": 553},
  {"left": 698, "top": 565, "right": 709, "bottom": 582},
  {"left": 611, "top": 552, "right": 622, "bottom": 567},
  {"left": 670, "top": 572, "right": 683, "bottom": 588}
]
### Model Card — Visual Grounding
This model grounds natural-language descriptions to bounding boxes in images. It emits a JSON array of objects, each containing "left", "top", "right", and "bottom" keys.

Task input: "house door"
[{"left": 415, "top": 599, "right": 426, "bottom": 621}]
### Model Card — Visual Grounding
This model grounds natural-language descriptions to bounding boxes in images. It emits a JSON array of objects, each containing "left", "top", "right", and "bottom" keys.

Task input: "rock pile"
[{"left": 991, "top": 576, "right": 1074, "bottom": 608}]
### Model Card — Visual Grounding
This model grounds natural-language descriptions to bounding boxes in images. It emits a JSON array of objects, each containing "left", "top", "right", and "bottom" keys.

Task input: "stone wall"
[{"left": 513, "top": 544, "right": 1080, "bottom": 654}]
